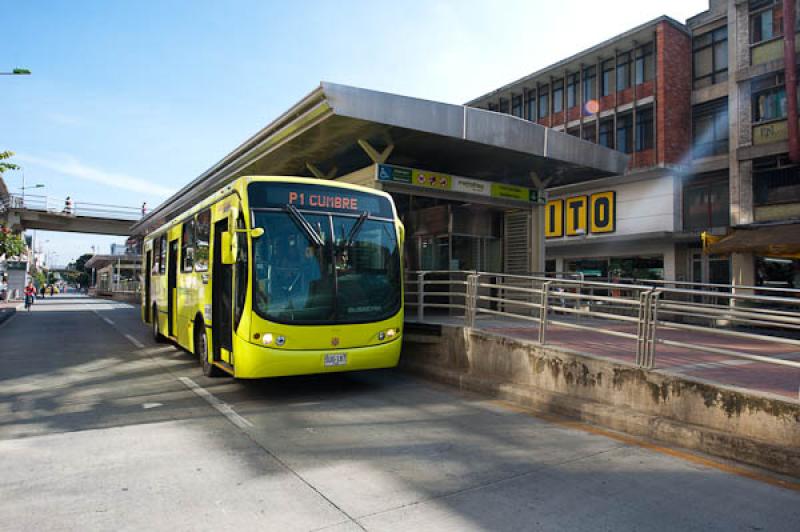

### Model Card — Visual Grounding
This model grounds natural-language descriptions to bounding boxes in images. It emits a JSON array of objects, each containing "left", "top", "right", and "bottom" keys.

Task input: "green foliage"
[
  {"left": 0, "top": 226, "right": 26, "bottom": 258},
  {"left": 0, "top": 150, "right": 20, "bottom": 175},
  {"left": 31, "top": 268, "right": 46, "bottom": 288},
  {"left": 68, "top": 253, "right": 93, "bottom": 287}
]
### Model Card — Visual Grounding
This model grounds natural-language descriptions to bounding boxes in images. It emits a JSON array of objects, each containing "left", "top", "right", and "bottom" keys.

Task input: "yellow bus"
[{"left": 142, "top": 176, "right": 404, "bottom": 378}]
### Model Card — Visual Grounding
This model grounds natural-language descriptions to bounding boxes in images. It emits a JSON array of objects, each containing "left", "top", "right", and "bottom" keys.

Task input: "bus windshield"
[{"left": 251, "top": 209, "right": 401, "bottom": 324}]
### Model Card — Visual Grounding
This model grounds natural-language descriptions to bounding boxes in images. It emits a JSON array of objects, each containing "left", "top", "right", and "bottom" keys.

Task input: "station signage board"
[
  {"left": 546, "top": 191, "right": 616, "bottom": 238},
  {"left": 377, "top": 164, "right": 541, "bottom": 204}
]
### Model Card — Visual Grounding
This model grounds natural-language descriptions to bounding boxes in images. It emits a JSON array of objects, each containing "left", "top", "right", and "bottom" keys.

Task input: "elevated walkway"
[{"left": 1, "top": 193, "right": 138, "bottom": 235}]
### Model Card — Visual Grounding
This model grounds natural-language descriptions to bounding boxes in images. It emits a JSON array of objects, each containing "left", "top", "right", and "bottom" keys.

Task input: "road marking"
[
  {"left": 488, "top": 399, "right": 800, "bottom": 492},
  {"left": 124, "top": 334, "right": 145, "bottom": 349},
  {"left": 102, "top": 317, "right": 115, "bottom": 325},
  {"left": 179, "top": 377, "right": 254, "bottom": 430}
]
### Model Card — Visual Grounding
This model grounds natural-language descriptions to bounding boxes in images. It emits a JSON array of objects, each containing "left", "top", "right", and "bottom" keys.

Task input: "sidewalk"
[{"left": 0, "top": 300, "right": 23, "bottom": 326}]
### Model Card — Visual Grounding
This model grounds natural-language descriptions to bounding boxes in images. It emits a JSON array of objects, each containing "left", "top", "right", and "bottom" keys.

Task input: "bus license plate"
[{"left": 324, "top": 353, "right": 347, "bottom": 367}]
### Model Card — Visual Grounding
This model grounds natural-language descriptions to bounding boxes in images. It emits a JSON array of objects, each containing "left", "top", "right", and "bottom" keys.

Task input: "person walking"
[
  {"left": 24, "top": 281, "right": 37, "bottom": 311},
  {"left": 39, "top": 285, "right": 46, "bottom": 299},
  {"left": 64, "top": 196, "right": 74, "bottom": 215},
  {"left": 141, "top": 202, "right": 148, "bottom": 217}
]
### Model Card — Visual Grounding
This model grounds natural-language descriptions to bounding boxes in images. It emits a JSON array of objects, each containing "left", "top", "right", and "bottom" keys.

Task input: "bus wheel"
[
  {"left": 152, "top": 305, "right": 164, "bottom": 343},
  {"left": 195, "top": 323, "right": 221, "bottom": 377}
]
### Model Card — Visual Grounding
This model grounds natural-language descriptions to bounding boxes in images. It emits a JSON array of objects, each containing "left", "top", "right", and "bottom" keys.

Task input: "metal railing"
[
  {"left": 406, "top": 270, "right": 800, "bottom": 398},
  {"left": 1, "top": 193, "right": 142, "bottom": 221}
]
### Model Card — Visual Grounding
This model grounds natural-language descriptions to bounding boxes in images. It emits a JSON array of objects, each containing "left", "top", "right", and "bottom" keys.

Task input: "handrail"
[{"left": 405, "top": 269, "right": 800, "bottom": 398}]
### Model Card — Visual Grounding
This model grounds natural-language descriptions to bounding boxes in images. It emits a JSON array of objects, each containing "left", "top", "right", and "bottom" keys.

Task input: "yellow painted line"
[{"left": 488, "top": 399, "right": 800, "bottom": 492}]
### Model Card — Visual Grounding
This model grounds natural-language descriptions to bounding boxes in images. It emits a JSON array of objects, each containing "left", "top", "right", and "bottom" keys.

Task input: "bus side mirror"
[
  {"left": 397, "top": 222, "right": 405, "bottom": 244},
  {"left": 220, "top": 232, "right": 236, "bottom": 265},
  {"left": 251, "top": 227, "right": 264, "bottom": 238}
]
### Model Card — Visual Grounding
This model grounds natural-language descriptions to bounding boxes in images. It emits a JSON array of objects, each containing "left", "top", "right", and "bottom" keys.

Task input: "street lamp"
[
  {"left": 0, "top": 68, "right": 31, "bottom": 75},
  {"left": 20, "top": 171, "right": 44, "bottom": 205}
]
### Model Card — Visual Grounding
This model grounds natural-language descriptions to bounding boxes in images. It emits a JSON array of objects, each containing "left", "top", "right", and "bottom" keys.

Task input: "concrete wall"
[{"left": 401, "top": 326, "right": 800, "bottom": 476}]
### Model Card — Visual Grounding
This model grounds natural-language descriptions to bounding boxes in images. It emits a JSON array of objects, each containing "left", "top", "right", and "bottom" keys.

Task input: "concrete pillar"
[
  {"left": 731, "top": 252, "right": 755, "bottom": 298},
  {"left": 663, "top": 244, "right": 677, "bottom": 282},
  {"left": 729, "top": 1, "right": 754, "bottom": 227},
  {"left": 531, "top": 203, "right": 546, "bottom": 273}
]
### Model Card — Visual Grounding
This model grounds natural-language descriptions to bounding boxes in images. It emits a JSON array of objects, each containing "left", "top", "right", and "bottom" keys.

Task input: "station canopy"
[{"left": 133, "top": 82, "right": 628, "bottom": 235}]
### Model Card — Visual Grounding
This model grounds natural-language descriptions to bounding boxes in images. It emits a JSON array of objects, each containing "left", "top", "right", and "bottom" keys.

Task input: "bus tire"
[
  {"left": 152, "top": 304, "right": 165, "bottom": 343},
  {"left": 195, "top": 322, "right": 221, "bottom": 378}
]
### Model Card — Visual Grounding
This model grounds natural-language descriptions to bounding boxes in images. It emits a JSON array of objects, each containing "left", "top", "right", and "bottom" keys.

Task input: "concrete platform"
[{"left": 408, "top": 315, "right": 800, "bottom": 400}]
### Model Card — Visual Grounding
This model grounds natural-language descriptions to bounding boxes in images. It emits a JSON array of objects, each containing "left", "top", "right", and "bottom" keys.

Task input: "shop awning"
[{"left": 703, "top": 222, "right": 800, "bottom": 258}]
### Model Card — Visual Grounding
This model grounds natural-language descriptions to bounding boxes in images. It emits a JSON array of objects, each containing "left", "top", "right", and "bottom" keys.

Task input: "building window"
[
  {"left": 583, "top": 66, "right": 596, "bottom": 103},
  {"left": 498, "top": 98, "right": 509, "bottom": 114},
  {"left": 616, "top": 52, "right": 631, "bottom": 91},
  {"left": 616, "top": 113, "right": 633, "bottom": 153},
  {"left": 683, "top": 176, "right": 730, "bottom": 230},
  {"left": 526, "top": 90, "right": 536, "bottom": 121},
  {"left": 181, "top": 218, "right": 195, "bottom": 272},
  {"left": 511, "top": 95, "right": 523, "bottom": 117},
  {"left": 753, "top": 156, "right": 800, "bottom": 205},
  {"left": 635, "top": 107, "right": 654, "bottom": 151},
  {"left": 488, "top": 103, "right": 498, "bottom": 112},
  {"left": 635, "top": 42, "right": 654, "bottom": 84},
  {"left": 750, "top": 0, "right": 783, "bottom": 44},
  {"left": 598, "top": 119, "right": 614, "bottom": 149},
  {"left": 552, "top": 80, "right": 564, "bottom": 113},
  {"left": 538, "top": 85, "right": 549, "bottom": 118},
  {"left": 581, "top": 124, "right": 596, "bottom": 143},
  {"left": 752, "top": 73, "right": 787, "bottom": 123},
  {"left": 567, "top": 73, "right": 579, "bottom": 108},
  {"left": 693, "top": 27, "right": 728, "bottom": 89},
  {"left": 601, "top": 59, "right": 615, "bottom": 97},
  {"left": 692, "top": 98, "right": 728, "bottom": 158},
  {"left": 567, "top": 126, "right": 580, "bottom": 137}
]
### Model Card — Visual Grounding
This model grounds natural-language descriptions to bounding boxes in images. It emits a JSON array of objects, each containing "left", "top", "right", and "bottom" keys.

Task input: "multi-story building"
[{"left": 468, "top": 0, "right": 800, "bottom": 290}]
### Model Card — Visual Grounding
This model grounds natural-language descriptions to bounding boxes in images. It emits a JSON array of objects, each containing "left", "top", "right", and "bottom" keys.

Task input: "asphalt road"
[{"left": 0, "top": 295, "right": 798, "bottom": 531}]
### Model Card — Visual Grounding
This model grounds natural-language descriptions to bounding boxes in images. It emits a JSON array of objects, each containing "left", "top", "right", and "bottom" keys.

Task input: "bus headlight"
[
  {"left": 262, "top": 333, "right": 274, "bottom": 345},
  {"left": 378, "top": 328, "right": 398, "bottom": 341}
]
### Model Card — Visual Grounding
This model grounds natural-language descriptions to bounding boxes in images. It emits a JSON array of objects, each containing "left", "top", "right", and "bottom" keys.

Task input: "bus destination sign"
[{"left": 248, "top": 182, "right": 394, "bottom": 217}]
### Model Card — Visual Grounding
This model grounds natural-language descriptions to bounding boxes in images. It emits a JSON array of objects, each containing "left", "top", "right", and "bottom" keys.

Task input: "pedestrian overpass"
[{"left": 0, "top": 192, "right": 139, "bottom": 236}]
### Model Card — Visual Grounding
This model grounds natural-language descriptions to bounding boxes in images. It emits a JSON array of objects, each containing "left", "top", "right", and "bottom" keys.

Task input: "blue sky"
[{"left": 4, "top": 0, "right": 707, "bottom": 265}]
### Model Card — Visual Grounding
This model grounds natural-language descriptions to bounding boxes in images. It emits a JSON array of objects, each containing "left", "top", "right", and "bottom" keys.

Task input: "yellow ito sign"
[{"left": 545, "top": 191, "right": 616, "bottom": 238}]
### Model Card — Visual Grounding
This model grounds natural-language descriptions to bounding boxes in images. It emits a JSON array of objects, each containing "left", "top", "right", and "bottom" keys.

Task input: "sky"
[{"left": 3, "top": 0, "right": 708, "bottom": 266}]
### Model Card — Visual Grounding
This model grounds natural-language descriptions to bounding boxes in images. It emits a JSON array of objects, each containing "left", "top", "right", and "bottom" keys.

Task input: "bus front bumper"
[{"left": 232, "top": 335, "right": 403, "bottom": 379}]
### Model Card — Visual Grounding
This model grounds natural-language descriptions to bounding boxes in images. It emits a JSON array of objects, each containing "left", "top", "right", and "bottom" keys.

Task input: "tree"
[
  {"left": 69, "top": 253, "right": 93, "bottom": 288},
  {"left": 0, "top": 225, "right": 26, "bottom": 258},
  {"left": 0, "top": 151, "right": 20, "bottom": 176}
]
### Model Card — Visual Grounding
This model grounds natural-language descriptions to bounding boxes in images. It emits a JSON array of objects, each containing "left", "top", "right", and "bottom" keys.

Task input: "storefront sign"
[
  {"left": 589, "top": 191, "right": 616, "bottom": 233},
  {"left": 545, "top": 199, "right": 563, "bottom": 238},
  {"left": 377, "top": 164, "right": 540, "bottom": 203},
  {"left": 546, "top": 191, "right": 616, "bottom": 238}
]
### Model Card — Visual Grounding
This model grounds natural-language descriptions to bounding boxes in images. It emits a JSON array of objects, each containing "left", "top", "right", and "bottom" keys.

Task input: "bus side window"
[
  {"left": 181, "top": 218, "right": 195, "bottom": 272},
  {"left": 152, "top": 237, "right": 161, "bottom": 275},
  {"left": 195, "top": 209, "right": 210, "bottom": 272},
  {"left": 158, "top": 235, "right": 167, "bottom": 274}
]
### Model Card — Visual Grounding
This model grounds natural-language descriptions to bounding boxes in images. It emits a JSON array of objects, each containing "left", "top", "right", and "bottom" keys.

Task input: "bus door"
[
  {"left": 168, "top": 239, "right": 178, "bottom": 337},
  {"left": 144, "top": 249, "right": 152, "bottom": 322},
  {"left": 212, "top": 219, "right": 233, "bottom": 364}
]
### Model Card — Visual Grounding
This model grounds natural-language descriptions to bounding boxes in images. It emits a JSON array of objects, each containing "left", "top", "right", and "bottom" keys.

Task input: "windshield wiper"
[
  {"left": 345, "top": 211, "right": 369, "bottom": 248},
  {"left": 285, "top": 204, "right": 325, "bottom": 247}
]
